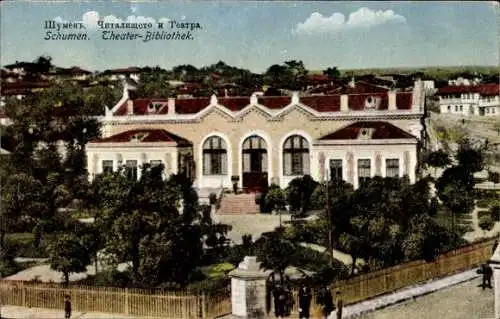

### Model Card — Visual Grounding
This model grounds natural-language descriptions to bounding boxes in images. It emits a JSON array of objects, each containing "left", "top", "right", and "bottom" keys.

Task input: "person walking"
[
  {"left": 317, "top": 286, "right": 334, "bottom": 319},
  {"left": 273, "top": 284, "right": 286, "bottom": 318},
  {"left": 298, "top": 284, "right": 312, "bottom": 319},
  {"left": 335, "top": 291, "right": 344, "bottom": 319},
  {"left": 64, "top": 294, "right": 72, "bottom": 319},
  {"left": 483, "top": 263, "right": 493, "bottom": 289}
]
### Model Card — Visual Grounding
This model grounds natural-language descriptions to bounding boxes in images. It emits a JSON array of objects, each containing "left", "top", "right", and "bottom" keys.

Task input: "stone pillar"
[
  {"left": 319, "top": 152, "right": 325, "bottom": 182},
  {"left": 490, "top": 244, "right": 500, "bottom": 319},
  {"left": 229, "top": 256, "right": 271, "bottom": 318}
]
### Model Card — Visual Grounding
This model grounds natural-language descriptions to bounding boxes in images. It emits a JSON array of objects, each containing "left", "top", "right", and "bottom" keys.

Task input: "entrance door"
[{"left": 242, "top": 135, "right": 268, "bottom": 192}]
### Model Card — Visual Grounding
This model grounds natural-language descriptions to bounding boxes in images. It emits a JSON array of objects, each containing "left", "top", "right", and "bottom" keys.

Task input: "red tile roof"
[
  {"left": 340, "top": 81, "right": 390, "bottom": 94},
  {"left": 396, "top": 92, "right": 413, "bottom": 110},
  {"left": 437, "top": 84, "right": 500, "bottom": 96},
  {"left": 103, "top": 67, "right": 142, "bottom": 74},
  {"left": 319, "top": 121, "right": 415, "bottom": 140},
  {"left": 112, "top": 92, "right": 414, "bottom": 115},
  {"left": 89, "top": 129, "right": 192, "bottom": 145},
  {"left": 300, "top": 95, "right": 340, "bottom": 112},
  {"left": 217, "top": 97, "right": 250, "bottom": 111},
  {"left": 175, "top": 98, "right": 210, "bottom": 114},
  {"left": 257, "top": 97, "right": 291, "bottom": 109}
]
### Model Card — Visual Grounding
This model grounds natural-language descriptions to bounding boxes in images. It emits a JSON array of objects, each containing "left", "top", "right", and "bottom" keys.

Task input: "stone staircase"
[{"left": 217, "top": 193, "right": 260, "bottom": 214}]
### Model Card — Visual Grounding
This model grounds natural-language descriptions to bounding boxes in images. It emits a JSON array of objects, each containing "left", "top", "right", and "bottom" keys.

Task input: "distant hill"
[
  {"left": 309, "top": 66, "right": 499, "bottom": 80},
  {"left": 337, "top": 65, "right": 499, "bottom": 80}
]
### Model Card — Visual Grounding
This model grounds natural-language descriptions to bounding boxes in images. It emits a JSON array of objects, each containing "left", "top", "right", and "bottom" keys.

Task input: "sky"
[{"left": 1, "top": 1, "right": 498, "bottom": 73}]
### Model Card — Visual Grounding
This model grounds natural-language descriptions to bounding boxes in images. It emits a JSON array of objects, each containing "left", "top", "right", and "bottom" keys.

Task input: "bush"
[
  {"left": 264, "top": 185, "right": 286, "bottom": 212},
  {"left": 209, "top": 193, "right": 217, "bottom": 205},
  {"left": 477, "top": 199, "right": 495, "bottom": 208},
  {"left": 478, "top": 210, "right": 492, "bottom": 220},
  {"left": 479, "top": 214, "right": 495, "bottom": 233},
  {"left": 491, "top": 205, "right": 500, "bottom": 221},
  {"left": 186, "top": 276, "right": 230, "bottom": 294},
  {"left": 489, "top": 172, "right": 500, "bottom": 184},
  {"left": 77, "top": 270, "right": 133, "bottom": 287},
  {"left": 255, "top": 193, "right": 262, "bottom": 205}
]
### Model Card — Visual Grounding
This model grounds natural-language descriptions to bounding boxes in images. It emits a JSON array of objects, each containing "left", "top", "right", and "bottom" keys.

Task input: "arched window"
[
  {"left": 283, "top": 135, "right": 310, "bottom": 176},
  {"left": 203, "top": 136, "right": 227, "bottom": 175}
]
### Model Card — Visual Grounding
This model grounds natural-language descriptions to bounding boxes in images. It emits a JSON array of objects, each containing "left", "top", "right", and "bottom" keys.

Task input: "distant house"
[
  {"left": 3, "top": 61, "right": 39, "bottom": 75},
  {"left": 436, "top": 83, "right": 500, "bottom": 116},
  {"left": 308, "top": 79, "right": 390, "bottom": 96},
  {"left": 102, "top": 67, "right": 142, "bottom": 82},
  {"left": 0, "top": 81, "right": 51, "bottom": 99},
  {"left": 53, "top": 66, "right": 92, "bottom": 80}
]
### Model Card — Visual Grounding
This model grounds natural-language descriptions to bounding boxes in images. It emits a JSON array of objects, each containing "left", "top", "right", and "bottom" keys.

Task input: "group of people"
[{"left": 268, "top": 281, "right": 344, "bottom": 319}]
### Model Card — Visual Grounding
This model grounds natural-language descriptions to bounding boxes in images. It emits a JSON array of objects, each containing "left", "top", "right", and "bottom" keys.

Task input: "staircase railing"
[{"left": 215, "top": 186, "right": 224, "bottom": 213}]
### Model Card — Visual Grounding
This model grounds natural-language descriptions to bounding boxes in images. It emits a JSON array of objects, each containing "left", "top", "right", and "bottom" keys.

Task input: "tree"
[
  {"left": 323, "top": 67, "right": 340, "bottom": 80},
  {"left": 478, "top": 213, "right": 495, "bottom": 235},
  {"left": 285, "top": 175, "right": 318, "bottom": 216},
  {"left": 47, "top": 233, "right": 92, "bottom": 285},
  {"left": 136, "top": 67, "right": 172, "bottom": 98},
  {"left": 264, "top": 185, "right": 286, "bottom": 212},
  {"left": 423, "top": 150, "right": 451, "bottom": 175},
  {"left": 456, "top": 143, "right": 484, "bottom": 174},
  {"left": 321, "top": 177, "right": 455, "bottom": 269},
  {"left": 255, "top": 229, "right": 296, "bottom": 284},
  {"left": 89, "top": 164, "right": 230, "bottom": 286}
]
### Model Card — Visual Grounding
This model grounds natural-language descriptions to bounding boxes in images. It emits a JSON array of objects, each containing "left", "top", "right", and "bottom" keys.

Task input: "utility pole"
[{"left": 325, "top": 169, "right": 333, "bottom": 267}]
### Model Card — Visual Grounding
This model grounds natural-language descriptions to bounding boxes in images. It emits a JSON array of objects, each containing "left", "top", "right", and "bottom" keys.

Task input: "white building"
[
  {"left": 85, "top": 80, "right": 426, "bottom": 192},
  {"left": 437, "top": 84, "right": 500, "bottom": 116}
]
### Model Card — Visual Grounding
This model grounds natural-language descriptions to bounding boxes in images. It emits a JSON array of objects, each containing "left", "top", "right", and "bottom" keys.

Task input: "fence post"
[
  {"left": 124, "top": 288, "right": 129, "bottom": 315},
  {"left": 21, "top": 282, "right": 26, "bottom": 307},
  {"left": 201, "top": 293, "right": 207, "bottom": 318}
]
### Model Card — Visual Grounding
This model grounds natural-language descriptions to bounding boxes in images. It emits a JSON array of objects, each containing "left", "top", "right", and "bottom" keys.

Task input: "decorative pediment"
[
  {"left": 198, "top": 104, "right": 234, "bottom": 120},
  {"left": 274, "top": 103, "right": 317, "bottom": 119},
  {"left": 233, "top": 103, "right": 274, "bottom": 120}
]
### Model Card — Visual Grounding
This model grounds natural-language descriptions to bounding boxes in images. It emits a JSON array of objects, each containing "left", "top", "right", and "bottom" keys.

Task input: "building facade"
[
  {"left": 437, "top": 83, "right": 500, "bottom": 116},
  {"left": 87, "top": 80, "right": 426, "bottom": 191}
]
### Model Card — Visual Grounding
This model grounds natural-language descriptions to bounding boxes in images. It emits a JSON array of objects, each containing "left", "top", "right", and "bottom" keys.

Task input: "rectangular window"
[
  {"left": 358, "top": 159, "right": 371, "bottom": 186},
  {"left": 329, "top": 159, "right": 343, "bottom": 182},
  {"left": 125, "top": 160, "right": 138, "bottom": 180},
  {"left": 460, "top": 105, "right": 463, "bottom": 111},
  {"left": 386, "top": 159, "right": 400, "bottom": 178},
  {"left": 102, "top": 160, "right": 113, "bottom": 174}
]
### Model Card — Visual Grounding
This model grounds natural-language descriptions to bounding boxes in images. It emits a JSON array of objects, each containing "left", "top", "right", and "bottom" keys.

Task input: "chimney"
[
  {"left": 168, "top": 98, "right": 176, "bottom": 115},
  {"left": 126, "top": 100, "right": 134, "bottom": 115},
  {"left": 388, "top": 91, "right": 397, "bottom": 111},
  {"left": 291, "top": 91, "right": 299, "bottom": 104},
  {"left": 340, "top": 94, "right": 349, "bottom": 112}
]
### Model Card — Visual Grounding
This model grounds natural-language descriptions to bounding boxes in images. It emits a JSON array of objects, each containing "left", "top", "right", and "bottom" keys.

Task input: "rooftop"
[
  {"left": 88, "top": 129, "right": 192, "bottom": 146},
  {"left": 319, "top": 121, "right": 417, "bottom": 140}
]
